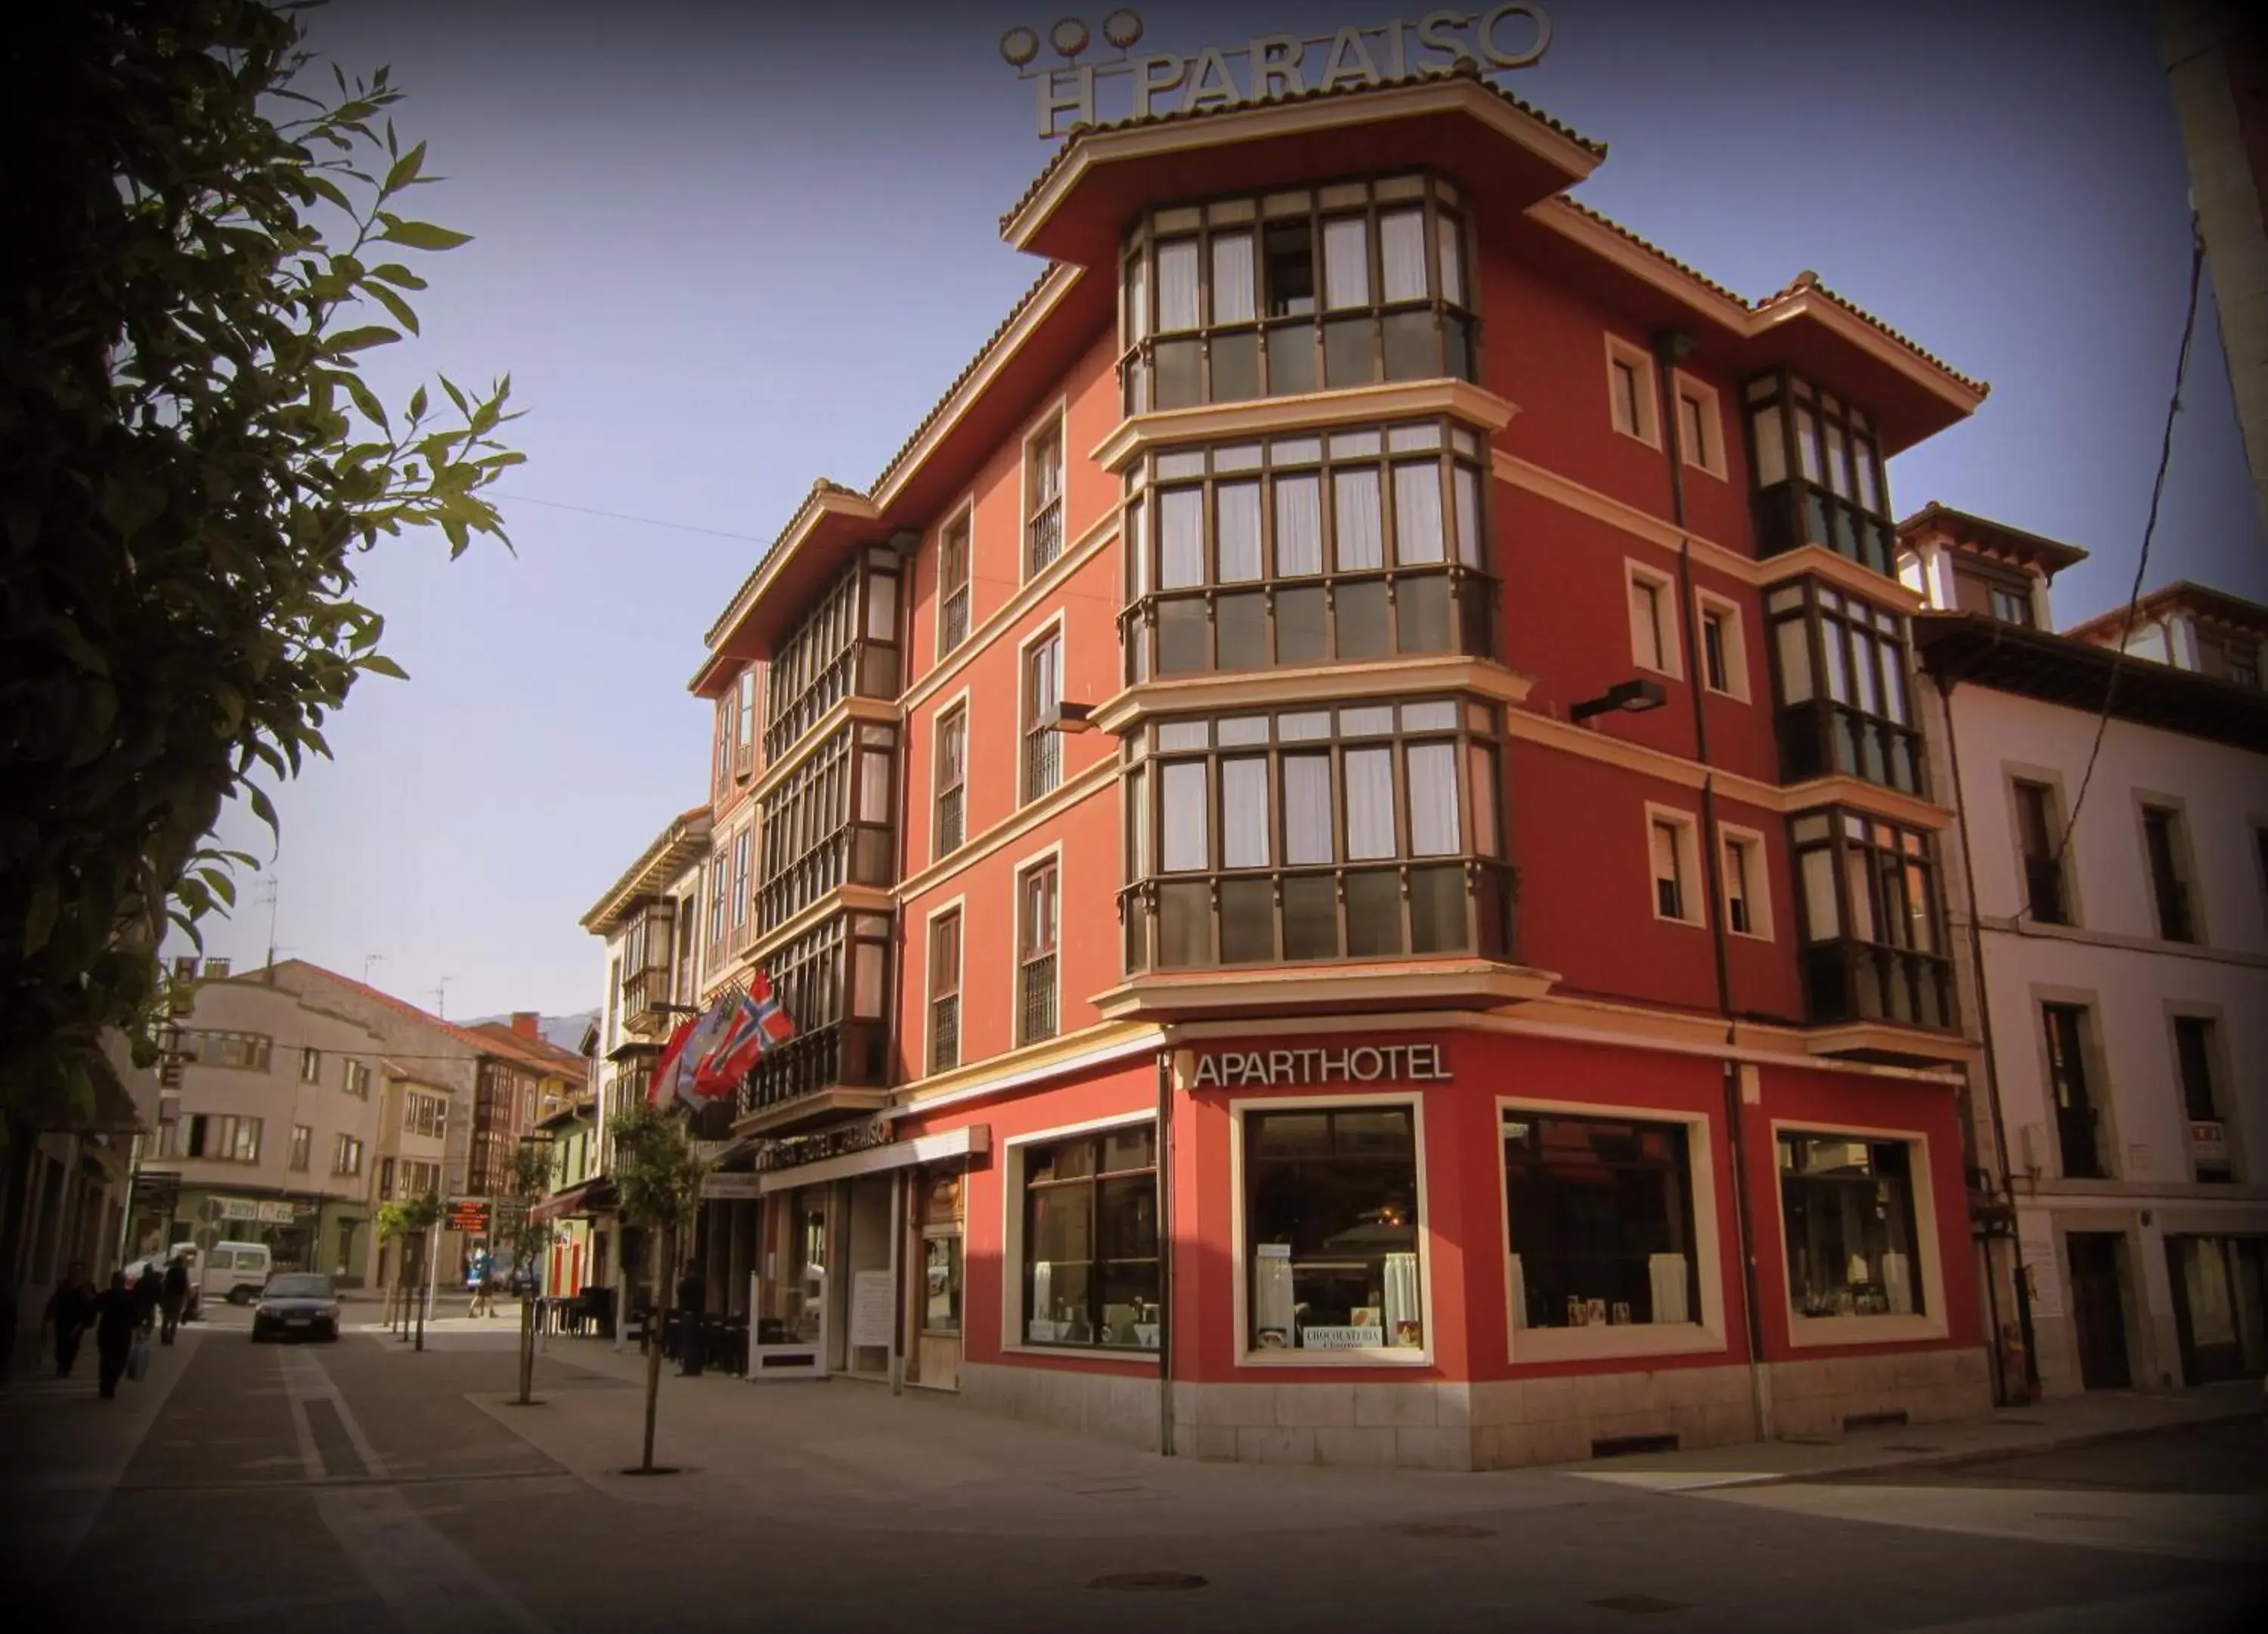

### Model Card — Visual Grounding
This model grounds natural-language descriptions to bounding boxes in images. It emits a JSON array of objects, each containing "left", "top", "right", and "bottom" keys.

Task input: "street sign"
[{"left": 445, "top": 1199, "right": 491, "bottom": 1234}]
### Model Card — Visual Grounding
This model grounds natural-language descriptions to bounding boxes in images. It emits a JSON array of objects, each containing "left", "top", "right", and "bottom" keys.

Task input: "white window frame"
[
  {"left": 1718, "top": 822, "right": 1774, "bottom": 941},
  {"left": 931, "top": 686, "right": 972, "bottom": 865},
  {"left": 922, "top": 893, "right": 967, "bottom": 1079},
  {"left": 1015, "top": 612, "right": 1068, "bottom": 808},
  {"left": 997, "top": 1106, "right": 1160, "bottom": 1362},
  {"left": 934, "top": 497, "right": 976, "bottom": 661},
  {"left": 1020, "top": 399, "right": 1070, "bottom": 583},
  {"left": 1229, "top": 1089, "right": 1436, "bottom": 1369},
  {"left": 299, "top": 1047, "right": 321, "bottom": 1085},
  {"left": 1008, "top": 837, "right": 1065, "bottom": 1048},
  {"left": 1603, "top": 334, "right": 1659, "bottom": 447},
  {"left": 1672, "top": 369, "right": 1727, "bottom": 480},
  {"left": 1625, "top": 559, "right": 1682, "bottom": 679},
  {"left": 1693, "top": 589, "right": 1749, "bottom": 701},
  {"left": 1497, "top": 1094, "right": 1728, "bottom": 1363},
  {"left": 1769, "top": 1117, "right": 1949, "bottom": 1349},
  {"left": 1644, "top": 803, "right": 1704, "bottom": 928}
]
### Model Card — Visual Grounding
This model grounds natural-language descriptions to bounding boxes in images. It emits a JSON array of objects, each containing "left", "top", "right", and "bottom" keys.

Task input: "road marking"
[{"left": 277, "top": 1345, "right": 550, "bottom": 1634}]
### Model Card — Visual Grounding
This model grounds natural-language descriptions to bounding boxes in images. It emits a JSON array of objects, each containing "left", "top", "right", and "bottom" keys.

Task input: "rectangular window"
[
  {"left": 1723, "top": 831, "right": 1765, "bottom": 937},
  {"left": 1989, "top": 583, "right": 2034, "bottom": 627},
  {"left": 1606, "top": 338, "right": 1656, "bottom": 444},
  {"left": 1022, "top": 1122, "right": 1157, "bottom": 1349},
  {"left": 938, "top": 515, "right": 971, "bottom": 655},
  {"left": 1027, "top": 423, "right": 1065, "bottom": 578},
  {"left": 1695, "top": 596, "right": 1749, "bottom": 700},
  {"left": 379, "top": 1156, "right": 395, "bottom": 1199},
  {"left": 1022, "top": 633, "right": 1062, "bottom": 802},
  {"left": 1780, "top": 1132, "right": 1924, "bottom": 1319},
  {"left": 2142, "top": 804, "right": 2196, "bottom": 943},
  {"left": 289, "top": 1124, "right": 311, "bottom": 1173},
  {"left": 735, "top": 668, "right": 756, "bottom": 773},
  {"left": 343, "top": 1060, "right": 370, "bottom": 1100},
  {"left": 1628, "top": 567, "right": 1677, "bottom": 675},
  {"left": 405, "top": 1093, "right": 446, "bottom": 1140},
  {"left": 934, "top": 705, "right": 967, "bottom": 859},
  {"left": 2043, "top": 1003, "right": 2107, "bottom": 1178},
  {"left": 2174, "top": 1016, "right": 2231, "bottom": 1181},
  {"left": 1505, "top": 1113, "right": 1698, "bottom": 1330},
  {"left": 2012, "top": 780, "right": 2068, "bottom": 926},
  {"left": 332, "top": 1134, "right": 364, "bottom": 1177},
  {"left": 1245, "top": 1106, "right": 1424, "bottom": 1352},
  {"left": 1018, "top": 859, "right": 1059, "bottom": 1045},
  {"left": 1743, "top": 370, "right": 1894, "bottom": 576},
  {"left": 299, "top": 1048, "right": 321, "bottom": 1085},
  {"left": 709, "top": 853, "right": 728, "bottom": 948},
  {"left": 1676, "top": 381, "right": 1722, "bottom": 477},
  {"left": 928, "top": 911, "right": 961, "bottom": 1075},
  {"left": 1651, "top": 814, "right": 1696, "bottom": 924},
  {"left": 1765, "top": 582, "right": 1923, "bottom": 794},
  {"left": 731, "top": 827, "right": 751, "bottom": 933}
]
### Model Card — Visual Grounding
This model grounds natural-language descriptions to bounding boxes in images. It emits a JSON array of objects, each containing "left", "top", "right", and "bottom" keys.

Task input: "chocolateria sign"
[
  {"left": 1190, "top": 1042, "right": 1451, "bottom": 1088},
  {"left": 1004, "top": 8, "right": 1554, "bottom": 139}
]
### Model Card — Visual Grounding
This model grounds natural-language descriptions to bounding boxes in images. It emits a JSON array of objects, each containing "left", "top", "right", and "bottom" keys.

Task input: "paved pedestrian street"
[{"left": 5, "top": 1315, "right": 2261, "bottom": 1634}]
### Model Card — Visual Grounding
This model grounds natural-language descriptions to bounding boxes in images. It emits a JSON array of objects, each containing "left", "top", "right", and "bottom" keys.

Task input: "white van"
[{"left": 180, "top": 1239, "right": 273, "bottom": 1305}]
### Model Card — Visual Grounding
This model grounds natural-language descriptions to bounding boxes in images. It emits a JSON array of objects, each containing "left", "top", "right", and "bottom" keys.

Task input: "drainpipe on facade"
[
  {"left": 1652, "top": 330, "right": 1774, "bottom": 1444},
  {"left": 1933, "top": 670, "right": 2040, "bottom": 1402},
  {"left": 1156, "top": 1047, "right": 1176, "bottom": 1457}
]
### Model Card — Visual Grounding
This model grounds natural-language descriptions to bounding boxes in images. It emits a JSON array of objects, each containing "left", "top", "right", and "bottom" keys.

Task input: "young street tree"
[
  {"left": 0, "top": 1, "right": 521, "bottom": 1136},
  {"left": 502, "top": 1137, "right": 558, "bottom": 1406},
  {"left": 606, "top": 1103, "right": 709, "bottom": 1475}
]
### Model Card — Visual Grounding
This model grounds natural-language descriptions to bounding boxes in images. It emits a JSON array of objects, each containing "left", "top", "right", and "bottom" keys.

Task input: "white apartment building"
[
  {"left": 1905, "top": 508, "right": 2268, "bottom": 1397},
  {"left": 151, "top": 967, "right": 389, "bottom": 1283}
]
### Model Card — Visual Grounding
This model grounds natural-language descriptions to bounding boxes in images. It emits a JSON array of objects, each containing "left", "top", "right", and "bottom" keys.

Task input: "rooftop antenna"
[
  {"left": 363, "top": 953, "right": 385, "bottom": 986},
  {"left": 431, "top": 976, "right": 457, "bottom": 1020},
  {"left": 257, "top": 877, "right": 280, "bottom": 969}
]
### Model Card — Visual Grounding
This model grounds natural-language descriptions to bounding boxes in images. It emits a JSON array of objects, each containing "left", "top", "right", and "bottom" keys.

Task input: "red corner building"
[{"left": 684, "top": 70, "right": 1993, "bottom": 1468}]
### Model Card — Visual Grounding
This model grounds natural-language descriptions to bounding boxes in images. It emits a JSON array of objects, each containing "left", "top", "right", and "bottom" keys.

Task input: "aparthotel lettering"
[
  {"left": 1026, "top": 8, "right": 1552, "bottom": 138},
  {"left": 1192, "top": 1042, "right": 1451, "bottom": 1088}
]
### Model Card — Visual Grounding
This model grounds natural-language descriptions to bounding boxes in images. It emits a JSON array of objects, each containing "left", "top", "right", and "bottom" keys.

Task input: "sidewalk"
[{"left": 1557, "top": 1379, "right": 2263, "bottom": 1492}]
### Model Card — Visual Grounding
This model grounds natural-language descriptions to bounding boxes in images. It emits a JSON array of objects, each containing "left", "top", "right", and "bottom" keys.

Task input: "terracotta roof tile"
[
  {"left": 699, "top": 478, "right": 865, "bottom": 649},
  {"left": 1754, "top": 270, "right": 1988, "bottom": 398},
  {"left": 268, "top": 961, "right": 507, "bottom": 1057},
  {"left": 1545, "top": 197, "right": 1748, "bottom": 309},
  {"left": 998, "top": 62, "right": 1603, "bottom": 235}
]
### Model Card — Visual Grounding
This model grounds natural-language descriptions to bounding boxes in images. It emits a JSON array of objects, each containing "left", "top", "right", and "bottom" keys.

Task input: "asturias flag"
[{"left": 689, "top": 971, "right": 795, "bottom": 1100}]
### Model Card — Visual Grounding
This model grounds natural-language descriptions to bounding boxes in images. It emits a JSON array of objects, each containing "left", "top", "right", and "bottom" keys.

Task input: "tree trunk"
[
  {"left": 414, "top": 1230, "right": 428, "bottom": 1352},
  {"left": 639, "top": 1221, "right": 667, "bottom": 1472}
]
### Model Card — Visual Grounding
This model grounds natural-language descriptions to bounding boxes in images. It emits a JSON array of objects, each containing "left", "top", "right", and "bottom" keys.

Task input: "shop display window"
[
  {"left": 1244, "top": 1105, "right": 1424, "bottom": 1352},
  {"left": 1021, "top": 1123, "right": 1159, "bottom": 1350},
  {"left": 1504, "top": 1112, "right": 1699, "bottom": 1330},
  {"left": 1778, "top": 1131, "right": 1923, "bottom": 1320},
  {"left": 922, "top": 1173, "right": 962, "bottom": 1334}
]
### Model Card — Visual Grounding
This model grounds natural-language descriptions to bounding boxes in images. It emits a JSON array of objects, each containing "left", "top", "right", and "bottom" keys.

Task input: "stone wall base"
[{"left": 956, "top": 1348, "right": 1995, "bottom": 1472}]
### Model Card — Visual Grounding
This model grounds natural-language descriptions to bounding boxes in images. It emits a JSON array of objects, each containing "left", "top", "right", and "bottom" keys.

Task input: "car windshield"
[{"left": 265, "top": 1275, "right": 333, "bottom": 1300}]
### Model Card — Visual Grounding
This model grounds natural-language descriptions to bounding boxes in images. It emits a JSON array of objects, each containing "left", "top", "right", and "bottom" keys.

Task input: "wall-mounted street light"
[
  {"left": 1046, "top": 700, "right": 1097, "bottom": 735},
  {"left": 1569, "top": 678, "right": 1668, "bottom": 725}
]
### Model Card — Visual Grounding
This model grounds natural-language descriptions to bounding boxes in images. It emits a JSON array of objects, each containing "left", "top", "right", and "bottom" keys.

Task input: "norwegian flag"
[{"left": 689, "top": 971, "right": 795, "bottom": 1100}]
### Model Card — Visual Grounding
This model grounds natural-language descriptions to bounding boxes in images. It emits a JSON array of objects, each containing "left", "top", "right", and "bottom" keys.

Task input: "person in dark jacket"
[
  {"left": 131, "top": 1262, "right": 163, "bottom": 1334},
  {"left": 160, "top": 1255, "right": 191, "bottom": 1344},
  {"left": 91, "top": 1271, "right": 138, "bottom": 1399},
  {"left": 42, "top": 1263, "right": 96, "bottom": 1378},
  {"left": 676, "top": 1262, "right": 705, "bottom": 1377}
]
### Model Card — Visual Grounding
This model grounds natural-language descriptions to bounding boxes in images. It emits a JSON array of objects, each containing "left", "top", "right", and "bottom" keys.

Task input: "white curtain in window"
[
  {"left": 1392, "top": 463, "right": 1444, "bottom": 565},
  {"left": 1776, "top": 617, "right": 1813, "bottom": 703},
  {"left": 1382, "top": 1252, "right": 1421, "bottom": 1346},
  {"left": 1157, "top": 240, "right": 1199, "bottom": 333},
  {"left": 1126, "top": 255, "right": 1147, "bottom": 342},
  {"left": 1751, "top": 405, "right": 1786, "bottom": 487},
  {"left": 1879, "top": 1250, "right": 1913, "bottom": 1316},
  {"left": 1405, "top": 743, "right": 1458, "bottom": 856},
  {"left": 1323, "top": 216, "right": 1369, "bottom": 309},
  {"left": 1333, "top": 469, "right": 1383, "bottom": 571},
  {"left": 1507, "top": 1252, "right": 1528, "bottom": 1330},
  {"left": 1211, "top": 231, "right": 1255, "bottom": 325},
  {"left": 1843, "top": 851, "right": 1877, "bottom": 941},
  {"left": 1344, "top": 747, "right": 1396, "bottom": 860},
  {"left": 1029, "top": 638, "right": 1060, "bottom": 717},
  {"left": 1452, "top": 466, "right": 1481, "bottom": 566},
  {"left": 1282, "top": 754, "right": 1333, "bottom": 865},
  {"left": 1160, "top": 761, "right": 1209, "bottom": 871},
  {"left": 1436, "top": 213, "right": 1464, "bottom": 307},
  {"left": 1159, "top": 487, "right": 1205, "bottom": 589},
  {"left": 1467, "top": 744, "right": 1499, "bottom": 857},
  {"left": 858, "top": 750, "right": 890, "bottom": 822},
  {"left": 1126, "top": 498, "right": 1148, "bottom": 596},
  {"left": 1275, "top": 474, "right": 1322, "bottom": 575},
  {"left": 1216, "top": 481, "right": 1262, "bottom": 582},
  {"left": 1221, "top": 757, "right": 1269, "bottom": 868},
  {"left": 1630, "top": 577, "right": 1665, "bottom": 670},
  {"left": 1647, "top": 1254, "right": 1692, "bottom": 1324},
  {"left": 1799, "top": 849, "right": 1839, "bottom": 939},
  {"left": 1379, "top": 209, "right": 1427, "bottom": 303}
]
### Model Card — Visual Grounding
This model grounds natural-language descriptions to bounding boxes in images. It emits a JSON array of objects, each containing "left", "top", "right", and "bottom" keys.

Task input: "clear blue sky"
[{"left": 176, "top": 0, "right": 2263, "bottom": 1018}]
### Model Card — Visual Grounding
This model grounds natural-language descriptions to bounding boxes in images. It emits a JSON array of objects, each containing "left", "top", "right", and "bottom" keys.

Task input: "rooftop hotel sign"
[{"left": 1001, "top": 8, "right": 1553, "bottom": 140}]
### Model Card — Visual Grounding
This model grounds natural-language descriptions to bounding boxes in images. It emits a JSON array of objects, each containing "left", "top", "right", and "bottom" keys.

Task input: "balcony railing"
[
  {"left": 930, "top": 995, "right": 959, "bottom": 1074},
  {"left": 1120, "top": 861, "right": 1516, "bottom": 973},
  {"left": 1775, "top": 701, "right": 1926, "bottom": 797},
  {"left": 1027, "top": 497, "right": 1064, "bottom": 579},
  {"left": 738, "top": 1019, "right": 890, "bottom": 1122},
  {"left": 1019, "top": 954, "right": 1058, "bottom": 1044},
  {"left": 937, "top": 787, "right": 964, "bottom": 856},
  {"left": 1022, "top": 728, "right": 1060, "bottom": 803},
  {"left": 1799, "top": 941, "right": 1956, "bottom": 1034}
]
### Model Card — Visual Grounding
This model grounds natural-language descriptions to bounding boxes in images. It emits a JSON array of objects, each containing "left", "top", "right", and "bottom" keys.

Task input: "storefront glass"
[
  {"left": 2168, "top": 1235, "right": 2267, "bottom": 1385},
  {"left": 1504, "top": 1112, "right": 1698, "bottom": 1329},
  {"left": 1778, "top": 1132, "right": 1922, "bottom": 1319},
  {"left": 1022, "top": 1125, "right": 1158, "bottom": 1348},
  {"left": 922, "top": 1173, "right": 961, "bottom": 1334},
  {"left": 1244, "top": 1106, "right": 1423, "bottom": 1351}
]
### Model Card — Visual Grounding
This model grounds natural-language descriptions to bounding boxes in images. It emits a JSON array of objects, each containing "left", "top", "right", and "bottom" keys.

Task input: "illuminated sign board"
[{"left": 1005, "top": 8, "right": 1554, "bottom": 139}]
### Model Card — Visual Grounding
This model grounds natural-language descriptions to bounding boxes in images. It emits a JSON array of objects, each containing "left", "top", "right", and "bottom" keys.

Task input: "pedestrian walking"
[
  {"left": 676, "top": 1261, "right": 705, "bottom": 1377},
  {"left": 466, "top": 1245, "right": 494, "bottom": 1319},
  {"left": 160, "top": 1255, "right": 189, "bottom": 1345},
  {"left": 41, "top": 1262, "right": 96, "bottom": 1379},
  {"left": 131, "top": 1261, "right": 162, "bottom": 1335},
  {"left": 91, "top": 1271, "right": 137, "bottom": 1400}
]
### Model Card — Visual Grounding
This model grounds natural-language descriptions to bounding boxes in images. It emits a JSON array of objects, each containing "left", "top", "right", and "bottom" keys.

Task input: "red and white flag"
[
  {"left": 645, "top": 1017, "right": 697, "bottom": 1108},
  {"left": 689, "top": 971, "right": 795, "bottom": 1101}
]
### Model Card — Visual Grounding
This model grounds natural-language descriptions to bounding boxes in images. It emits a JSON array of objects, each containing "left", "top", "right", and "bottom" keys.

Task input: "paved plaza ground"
[{"left": 2, "top": 1302, "right": 2260, "bottom": 1633}]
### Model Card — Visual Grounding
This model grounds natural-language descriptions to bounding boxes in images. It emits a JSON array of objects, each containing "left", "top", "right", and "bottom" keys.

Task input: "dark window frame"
[
  {"left": 1020, "top": 1122, "right": 1158, "bottom": 1351},
  {"left": 1778, "top": 1131, "right": 1926, "bottom": 1320},
  {"left": 1741, "top": 369, "right": 1896, "bottom": 577},
  {"left": 2042, "top": 1002, "right": 2108, "bottom": 1179},
  {"left": 762, "top": 551, "right": 903, "bottom": 766},
  {"left": 1504, "top": 1109, "right": 1701, "bottom": 1331},
  {"left": 755, "top": 721, "right": 898, "bottom": 934},
  {"left": 1763, "top": 577, "right": 1926, "bottom": 796},
  {"left": 1243, "top": 1103, "right": 1427, "bottom": 1353},
  {"left": 1788, "top": 806, "right": 1956, "bottom": 1032},
  {"left": 1018, "top": 859, "right": 1061, "bottom": 1045},
  {"left": 1021, "top": 630, "right": 1063, "bottom": 803},
  {"left": 937, "top": 512, "right": 971, "bottom": 655},
  {"left": 934, "top": 704, "right": 967, "bottom": 860},
  {"left": 928, "top": 909, "right": 961, "bottom": 1075}
]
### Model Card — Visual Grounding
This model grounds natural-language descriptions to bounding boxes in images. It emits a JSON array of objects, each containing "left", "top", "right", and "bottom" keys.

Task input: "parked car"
[{"left": 250, "top": 1272, "right": 341, "bottom": 1343}]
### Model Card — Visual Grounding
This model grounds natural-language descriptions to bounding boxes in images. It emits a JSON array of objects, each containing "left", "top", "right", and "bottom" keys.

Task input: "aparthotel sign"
[
  {"left": 1191, "top": 1042, "right": 1451, "bottom": 1088},
  {"left": 1018, "top": 8, "right": 1553, "bottom": 139}
]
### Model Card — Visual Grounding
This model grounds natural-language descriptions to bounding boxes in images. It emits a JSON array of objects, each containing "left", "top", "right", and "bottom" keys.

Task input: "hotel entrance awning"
[{"left": 753, "top": 1125, "right": 990, "bottom": 1196}]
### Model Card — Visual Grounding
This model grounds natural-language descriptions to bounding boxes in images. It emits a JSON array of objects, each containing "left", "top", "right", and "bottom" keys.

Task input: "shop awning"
[
  {"left": 754, "top": 1125, "right": 989, "bottom": 1196},
  {"left": 531, "top": 1176, "right": 616, "bottom": 1223}
]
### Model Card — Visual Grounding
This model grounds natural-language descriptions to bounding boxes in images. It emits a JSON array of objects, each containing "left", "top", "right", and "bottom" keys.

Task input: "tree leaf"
[
  {"left": 328, "top": 325, "right": 401, "bottom": 353},
  {"left": 358, "top": 653, "right": 410, "bottom": 680},
  {"left": 377, "top": 215, "right": 473, "bottom": 252},
  {"left": 366, "top": 282, "right": 420, "bottom": 336},
  {"left": 384, "top": 140, "right": 426, "bottom": 192}
]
